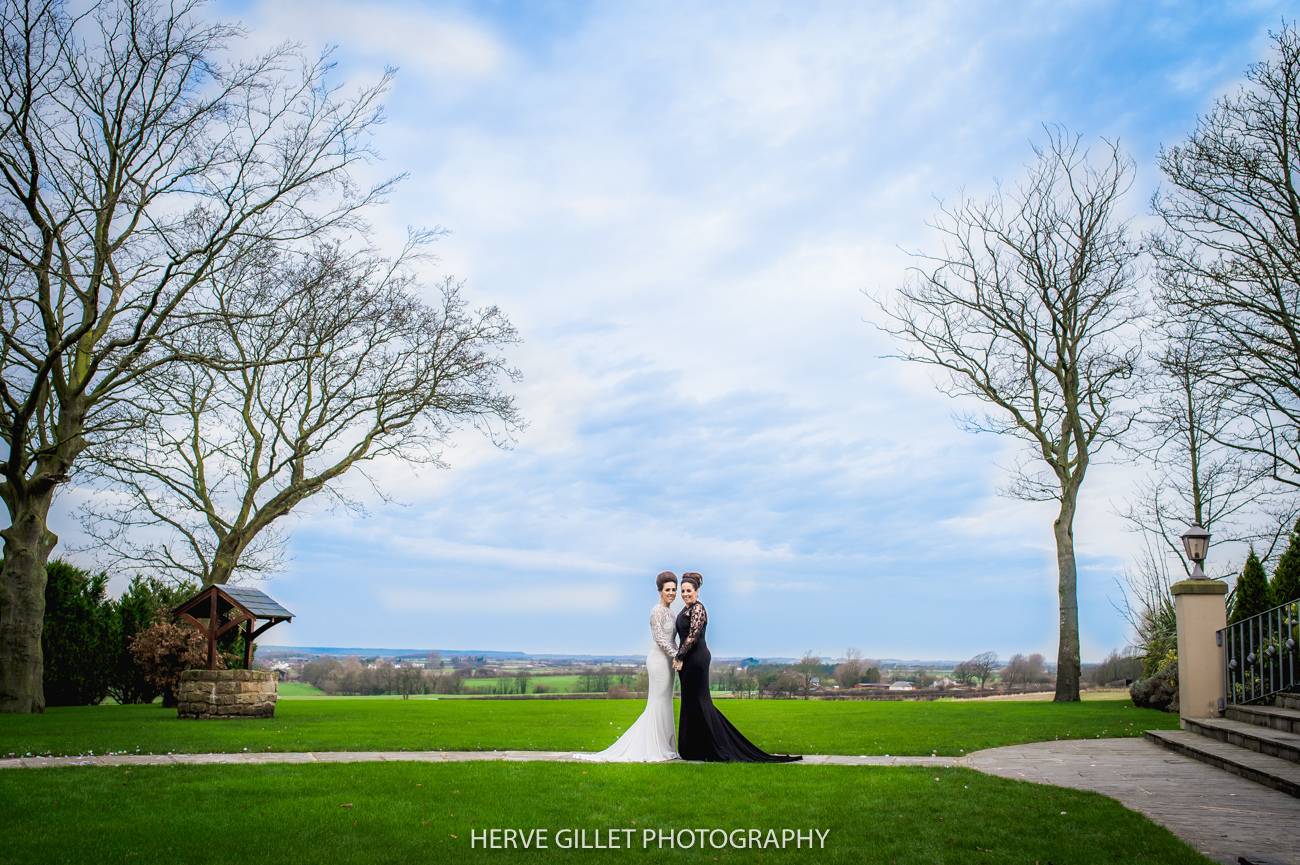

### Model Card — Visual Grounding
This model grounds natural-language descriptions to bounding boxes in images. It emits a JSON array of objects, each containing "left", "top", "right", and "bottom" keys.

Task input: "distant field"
[
  {"left": 461, "top": 675, "right": 587, "bottom": 693},
  {"left": 0, "top": 695, "right": 1176, "bottom": 758},
  {"left": 278, "top": 683, "right": 326, "bottom": 697}
]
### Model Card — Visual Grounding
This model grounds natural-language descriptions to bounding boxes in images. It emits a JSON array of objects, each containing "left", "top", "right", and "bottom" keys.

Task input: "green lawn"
[
  {"left": 276, "top": 682, "right": 326, "bottom": 696},
  {"left": 0, "top": 696, "right": 1176, "bottom": 758},
  {"left": 0, "top": 760, "right": 1212, "bottom": 864}
]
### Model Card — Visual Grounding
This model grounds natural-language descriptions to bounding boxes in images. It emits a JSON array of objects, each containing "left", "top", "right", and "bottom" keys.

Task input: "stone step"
[
  {"left": 1226, "top": 703, "right": 1300, "bottom": 736},
  {"left": 1146, "top": 729, "right": 1300, "bottom": 798},
  {"left": 1183, "top": 717, "right": 1300, "bottom": 765},
  {"left": 1278, "top": 692, "right": 1300, "bottom": 712}
]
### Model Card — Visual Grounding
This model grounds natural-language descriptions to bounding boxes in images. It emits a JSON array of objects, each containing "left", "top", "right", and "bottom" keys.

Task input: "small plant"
[{"left": 129, "top": 614, "right": 219, "bottom": 706}]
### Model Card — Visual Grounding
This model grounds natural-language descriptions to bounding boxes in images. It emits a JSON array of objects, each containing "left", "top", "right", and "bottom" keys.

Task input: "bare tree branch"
[{"left": 77, "top": 238, "right": 522, "bottom": 585}]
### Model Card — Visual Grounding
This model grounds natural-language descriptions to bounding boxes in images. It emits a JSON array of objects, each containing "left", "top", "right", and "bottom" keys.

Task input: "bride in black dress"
[{"left": 672, "top": 572, "right": 800, "bottom": 763}]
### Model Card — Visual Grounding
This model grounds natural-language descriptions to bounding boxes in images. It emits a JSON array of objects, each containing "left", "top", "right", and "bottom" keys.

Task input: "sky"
[{"left": 57, "top": 0, "right": 1294, "bottom": 662}]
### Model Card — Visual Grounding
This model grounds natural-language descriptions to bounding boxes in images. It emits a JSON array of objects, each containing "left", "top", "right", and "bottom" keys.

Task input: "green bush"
[
  {"left": 1230, "top": 549, "right": 1272, "bottom": 625},
  {"left": 108, "top": 576, "right": 197, "bottom": 703},
  {"left": 1270, "top": 520, "right": 1300, "bottom": 606},
  {"left": 43, "top": 562, "right": 198, "bottom": 706},
  {"left": 41, "top": 560, "right": 117, "bottom": 707}
]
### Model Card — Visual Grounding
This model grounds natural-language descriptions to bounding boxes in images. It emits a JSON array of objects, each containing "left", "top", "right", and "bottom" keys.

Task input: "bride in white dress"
[{"left": 576, "top": 571, "right": 680, "bottom": 762}]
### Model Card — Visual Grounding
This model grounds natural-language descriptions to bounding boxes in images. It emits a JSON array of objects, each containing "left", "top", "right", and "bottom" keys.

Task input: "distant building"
[{"left": 888, "top": 681, "right": 914, "bottom": 691}]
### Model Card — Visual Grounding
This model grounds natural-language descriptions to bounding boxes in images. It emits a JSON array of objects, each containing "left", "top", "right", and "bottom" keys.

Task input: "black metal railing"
[{"left": 1219, "top": 599, "right": 1299, "bottom": 705}]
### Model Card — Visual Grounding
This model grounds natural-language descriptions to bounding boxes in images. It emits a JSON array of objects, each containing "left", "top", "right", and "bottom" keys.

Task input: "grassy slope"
[
  {"left": 276, "top": 682, "right": 326, "bottom": 696},
  {"left": 0, "top": 761, "right": 1211, "bottom": 865},
  {"left": 0, "top": 697, "right": 1176, "bottom": 758}
]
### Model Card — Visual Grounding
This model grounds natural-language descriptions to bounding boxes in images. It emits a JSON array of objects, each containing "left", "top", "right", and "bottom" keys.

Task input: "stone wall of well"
[{"left": 178, "top": 669, "right": 278, "bottom": 720}]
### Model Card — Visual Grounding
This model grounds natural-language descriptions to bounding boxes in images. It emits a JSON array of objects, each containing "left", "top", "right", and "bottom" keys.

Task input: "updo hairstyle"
[
  {"left": 656, "top": 571, "right": 678, "bottom": 591},
  {"left": 680, "top": 572, "right": 702, "bottom": 589}
]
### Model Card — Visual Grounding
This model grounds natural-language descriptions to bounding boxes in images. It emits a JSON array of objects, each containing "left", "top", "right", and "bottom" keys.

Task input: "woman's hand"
[{"left": 674, "top": 660, "right": 683, "bottom": 671}]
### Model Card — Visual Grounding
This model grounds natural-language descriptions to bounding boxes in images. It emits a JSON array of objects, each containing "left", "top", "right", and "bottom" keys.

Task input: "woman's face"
[
  {"left": 680, "top": 582, "right": 698, "bottom": 604},
  {"left": 659, "top": 581, "right": 677, "bottom": 606}
]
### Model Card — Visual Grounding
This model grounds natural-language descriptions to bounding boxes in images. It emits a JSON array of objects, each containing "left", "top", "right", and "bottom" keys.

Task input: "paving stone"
[
  {"left": 964, "top": 737, "right": 1300, "bottom": 865},
  {"left": 311, "top": 751, "right": 386, "bottom": 763}
]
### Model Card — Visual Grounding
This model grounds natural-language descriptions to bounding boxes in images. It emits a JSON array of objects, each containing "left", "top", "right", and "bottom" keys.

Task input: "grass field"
[
  {"left": 0, "top": 760, "right": 1212, "bottom": 864},
  {"left": 276, "top": 682, "right": 326, "bottom": 696},
  {"left": 0, "top": 696, "right": 1177, "bottom": 758},
  {"left": 461, "top": 674, "right": 585, "bottom": 693}
]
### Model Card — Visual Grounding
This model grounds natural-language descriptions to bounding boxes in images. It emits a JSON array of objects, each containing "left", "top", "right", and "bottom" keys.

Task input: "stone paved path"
[
  {"left": 0, "top": 750, "right": 958, "bottom": 769},
  {"left": 965, "top": 738, "right": 1300, "bottom": 865}
]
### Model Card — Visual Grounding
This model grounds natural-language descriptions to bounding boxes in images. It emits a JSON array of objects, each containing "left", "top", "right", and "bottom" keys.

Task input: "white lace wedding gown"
[{"left": 576, "top": 603, "right": 679, "bottom": 762}]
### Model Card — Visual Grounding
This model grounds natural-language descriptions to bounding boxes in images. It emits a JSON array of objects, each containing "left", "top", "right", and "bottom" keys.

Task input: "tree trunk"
[
  {"left": 1053, "top": 490, "right": 1082, "bottom": 702},
  {"left": 0, "top": 487, "right": 59, "bottom": 713}
]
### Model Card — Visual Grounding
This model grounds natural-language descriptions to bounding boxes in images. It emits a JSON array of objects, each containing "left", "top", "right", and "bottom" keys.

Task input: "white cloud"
[{"left": 253, "top": 0, "right": 505, "bottom": 79}]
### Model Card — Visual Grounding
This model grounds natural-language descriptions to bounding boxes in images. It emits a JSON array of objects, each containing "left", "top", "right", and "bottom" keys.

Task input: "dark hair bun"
[
  {"left": 681, "top": 571, "right": 703, "bottom": 589},
  {"left": 656, "top": 571, "right": 678, "bottom": 590}
]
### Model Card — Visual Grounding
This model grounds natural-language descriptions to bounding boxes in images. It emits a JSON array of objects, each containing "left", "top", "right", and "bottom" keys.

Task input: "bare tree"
[
  {"left": 794, "top": 651, "right": 821, "bottom": 700},
  {"left": 1152, "top": 23, "right": 1300, "bottom": 492},
  {"left": 833, "top": 647, "right": 864, "bottom": 689},
  {"left": 1118, "top": 316, "right": 1297, "bottom": 578},
  {"left": 877, "top": 129, "right": 1145, "bottom": 701},
  {"left": 999, "top": 653, "right": 1047, "bottom": 690},
  {"left": 951, "top": 659, "right": 975, "bottom": 686},
  {"left": 0, "top": 0, "right": 393, "bottom": 712},
  {"left": 78, "top": 240, "right": 520, "bottom": 585},
  {"left": 964, "top": 650, "right": 999, "bottom": 690}
]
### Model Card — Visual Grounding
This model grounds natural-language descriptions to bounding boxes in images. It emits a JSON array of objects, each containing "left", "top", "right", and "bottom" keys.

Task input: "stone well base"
[{"left": 178, "top": 670, "right": 278, "bottom": 720}]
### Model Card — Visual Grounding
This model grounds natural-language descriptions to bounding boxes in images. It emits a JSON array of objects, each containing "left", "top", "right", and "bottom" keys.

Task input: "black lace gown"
[{"left": 674, "top": 601, "right": 801, "bottom": 763}]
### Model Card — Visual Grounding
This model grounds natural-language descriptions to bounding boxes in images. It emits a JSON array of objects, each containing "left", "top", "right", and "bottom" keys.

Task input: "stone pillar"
[
  {"left": 1171, "top": 579, "right": 1227, "bottom": 724},
  {"left": 177, "top": 669, "right": 279, "bottom": 720}
]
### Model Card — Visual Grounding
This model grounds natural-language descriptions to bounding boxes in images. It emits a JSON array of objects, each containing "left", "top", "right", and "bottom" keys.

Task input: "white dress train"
[{"left": 576, "top": 603, "right": 679, "bottom": 762}]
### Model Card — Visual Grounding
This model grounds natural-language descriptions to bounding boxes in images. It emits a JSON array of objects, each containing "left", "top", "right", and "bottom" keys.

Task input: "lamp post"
[{"left": 1181, "top": 524, "right": 1211, "bottom": 579}]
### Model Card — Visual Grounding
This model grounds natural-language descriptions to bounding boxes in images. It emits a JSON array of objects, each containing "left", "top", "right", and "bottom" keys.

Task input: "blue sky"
[{"left": 60, "top": 1, "right": 1291, "bottom": 661}]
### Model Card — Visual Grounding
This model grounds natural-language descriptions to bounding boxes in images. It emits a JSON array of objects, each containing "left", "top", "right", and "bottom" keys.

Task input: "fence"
[{"left": 1220, "top": 599, "right": 1299, "bottom": 706}]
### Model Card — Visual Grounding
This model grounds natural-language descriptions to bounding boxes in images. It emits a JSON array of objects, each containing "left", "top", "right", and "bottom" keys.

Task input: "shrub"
[
  {"left": 42, "top": 560, "right": 117, "bottom": 707},
  {"left": 1270, "top": 520, "right": 1300, "bottom": 606},
  {"left": 1231, "top": 549, "right": 1272, "bottom": 624},
  {"left": 109, "top": 576, "right": 197, "bottom": 704},
  {"left": 1130, "top": 649, "right": 1178, "bottom": 712},
  {"left": 129, "top": 615, "right": 217, "bottom": 706},
  {"left": 606, "top": 684, "right": 631, "bottom": 699}
]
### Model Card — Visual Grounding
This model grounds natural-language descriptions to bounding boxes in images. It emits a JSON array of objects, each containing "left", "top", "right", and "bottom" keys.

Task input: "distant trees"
[
  {"left": 958, "top": 652, "right": 999, "bottom": 689},
  {"left": 834, "top": 648, "right": 866, "bottom": 688},
  {"left": 879, "top": 129, "right": 1144, "bottom": 702},
  {"left": 999, "top": 653, "right": 1049, "bottom": 690},
  {"left": 298, "top": 655, "right": 470, "bottom": 695},
  {"left": 794, "top": 652, "right": 822, "bottom": 700},
  {"left": 1090, "top": 649, "right": 1143, "bottom": 686}
]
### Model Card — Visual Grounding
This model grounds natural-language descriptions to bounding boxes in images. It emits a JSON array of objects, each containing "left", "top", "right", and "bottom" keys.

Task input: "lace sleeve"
[
  {"left": 650, "top": 606, "right": 676, "bottom": 658},
  {"left": 676, "top": 603, "right": 707, "bottom": 660}
]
